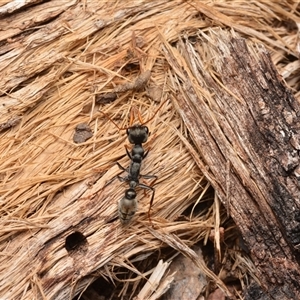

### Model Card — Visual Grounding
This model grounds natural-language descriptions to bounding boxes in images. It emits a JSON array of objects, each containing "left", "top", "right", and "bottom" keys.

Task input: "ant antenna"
[
  {"left": 100, "top": 99, "right": 167, "bottom": 129},
  {"left": 139, "top": 99, "right": 167, "bottom": 126},
  {"left": 128, "top": 99, "right": 168, "bottom": 126},
  {"left": 99, "top": 110, "right": 128, "bottom": 131}
]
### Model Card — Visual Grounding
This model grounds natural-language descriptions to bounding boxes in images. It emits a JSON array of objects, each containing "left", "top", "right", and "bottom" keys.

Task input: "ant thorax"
[
  {"left": 128, "top": 161, "right": 141, "bottom": 185},
  {"left": 131, "top": 145, "right": 144, "bottom": 162},
  {"left": 126, "top": 124, "right": 149, "bottom": 144}
]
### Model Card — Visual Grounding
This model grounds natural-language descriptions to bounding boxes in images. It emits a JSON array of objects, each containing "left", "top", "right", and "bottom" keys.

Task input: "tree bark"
[{"left": 168, "top": 29, "right": 300, "bottom": 299}]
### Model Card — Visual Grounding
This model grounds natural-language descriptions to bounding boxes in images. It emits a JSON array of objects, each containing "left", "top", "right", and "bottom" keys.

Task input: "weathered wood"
[
  {"left": 0, "top": 0, "right": 298, "bottom": 298},
  {"left": 168, "top": 30, "right": 300, "bottom": 299}
]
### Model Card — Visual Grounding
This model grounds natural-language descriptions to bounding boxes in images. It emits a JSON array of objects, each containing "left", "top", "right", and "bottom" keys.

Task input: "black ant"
[{"left": 101, "top": 101, "right": 165, "bottom": 224}]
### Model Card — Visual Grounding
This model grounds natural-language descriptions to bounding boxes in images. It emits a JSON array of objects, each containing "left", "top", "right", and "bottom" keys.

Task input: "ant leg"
[
  {"left": 148, "top": 188, "right": 155, "bottom": 226},
  {"left": 144, "top": 137, "right": 156, "bottom": 155},
  {"left": 103, "top": 175, "right": 118, "bottom": 188},
  {"left": 139, "top": 176, "right": 157, "bottom": 202},
  {"left": 140, "top": 173, "right": 157, "bottom": 179},
  {"left": 138, "top": 183, "right": 155, "bottom": 224},
  {"left": 125, "top": 145, "right": 132, "bottom": 159},
  {"left": 104, "top": 169, "right": 128, "bottom": 188},
  {"left": 138, "top": 182, "right": 155, "bottom": 193},
  {"left": 143, "top": 150, "right": 149, "bottom": 159},
  {"left": 117, "top": 175, "right": 128, "bottom": 183},
  {"left": 117, "top": 162, "right": 128, "bottom": 172},
  {"left": 116, "top": 162, "right": 130, "bottom": 182}
]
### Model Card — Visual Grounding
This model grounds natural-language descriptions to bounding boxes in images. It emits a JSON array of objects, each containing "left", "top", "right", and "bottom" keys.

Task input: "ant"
[{"left": 101, "top": 101, "right": 166, "bottom": 224}]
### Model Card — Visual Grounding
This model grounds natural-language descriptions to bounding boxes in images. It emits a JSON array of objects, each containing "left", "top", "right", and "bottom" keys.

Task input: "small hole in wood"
[{"left": 65, "top": 231, "right": 87, "bottom": 253}]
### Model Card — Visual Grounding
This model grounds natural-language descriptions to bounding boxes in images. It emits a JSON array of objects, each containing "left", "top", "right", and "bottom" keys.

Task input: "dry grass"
[{"left": 0, "top": 0, "right": 299, "bottom": 299}]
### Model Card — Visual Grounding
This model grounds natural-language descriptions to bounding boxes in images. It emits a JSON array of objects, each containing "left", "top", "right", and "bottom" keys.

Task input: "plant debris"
[
  {"left": 0, "top": 0, "right": 298, "bottom": 299},
  {"left": 73, "top": 123, "right": 93, "bottom": 144}
]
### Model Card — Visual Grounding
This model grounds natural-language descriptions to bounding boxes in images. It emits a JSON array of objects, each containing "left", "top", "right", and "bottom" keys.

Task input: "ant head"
[{"left": 127, "top": 125, "right": 149, "bottom": 144}]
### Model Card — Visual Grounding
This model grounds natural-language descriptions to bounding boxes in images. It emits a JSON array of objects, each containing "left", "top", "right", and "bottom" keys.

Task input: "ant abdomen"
[{"left": 118, "top": 189, "right": 137, "bottom": 224}]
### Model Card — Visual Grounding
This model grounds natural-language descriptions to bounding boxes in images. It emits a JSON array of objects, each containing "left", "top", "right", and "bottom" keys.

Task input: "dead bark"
[{"left": 168, "top": 29, "right": 300, "bottom": 299}]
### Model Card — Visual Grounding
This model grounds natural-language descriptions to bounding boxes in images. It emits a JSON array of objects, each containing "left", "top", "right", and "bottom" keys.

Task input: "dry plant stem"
[
  {"left": 213, "top": 195, "right": 221, "bottom": 274},
  {"left": 168, "top": 29, "right": 300, "bottom": 299},
  {"left": 136, "top": 260, "right": 171, "bottom": 300},
  {"left": 0, "top": 0, "right": 299, "bottom": 299},
  {"left": 160, "top": 245, "right": 207, "bottom": 300},
  {"left": 147, "top": 227, "right": 231, "bottom": 296},
  {"left": 0, "top": 100, "right": 205, "bottom": 300}
]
